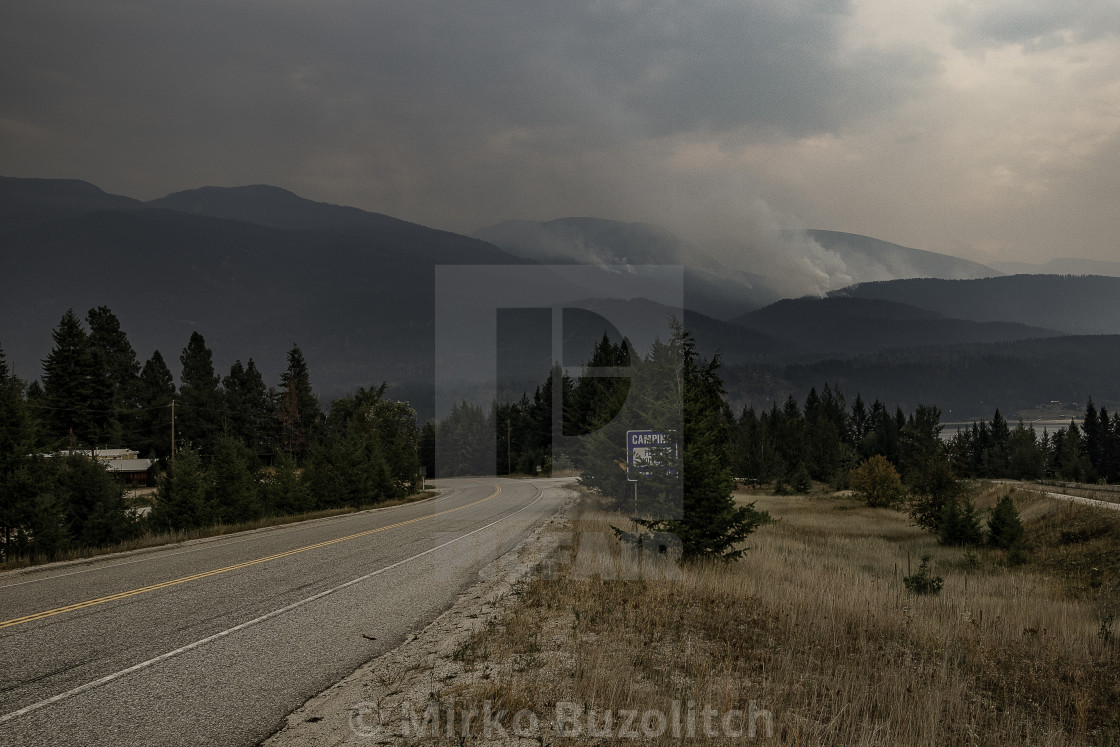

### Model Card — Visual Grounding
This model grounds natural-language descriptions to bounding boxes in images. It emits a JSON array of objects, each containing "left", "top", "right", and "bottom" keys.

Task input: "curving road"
[{"left": 0, "top": 477, "right": 568, "bottom": 746}]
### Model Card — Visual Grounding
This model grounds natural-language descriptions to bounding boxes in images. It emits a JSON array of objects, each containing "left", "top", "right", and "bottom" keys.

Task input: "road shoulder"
[{"left": 260, "top": 487, "right": 575, "bottom": 747}]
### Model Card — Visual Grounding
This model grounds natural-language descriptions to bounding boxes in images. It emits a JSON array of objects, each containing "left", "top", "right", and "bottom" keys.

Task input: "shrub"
[
  {"left": 938, "top": 495, "right": 985, "bottom": 546},
  {"left": 903, "top": 554, "right": 944, "bottom": 595},
  {"left": 849, "top": 455, "right": 903, "bottom": 507},
  {"left": 790, "top": 463, "right": 813, "bottom": 493},
  {"left": 987, "top": 494, "right": 1025, "bottom": 549}
]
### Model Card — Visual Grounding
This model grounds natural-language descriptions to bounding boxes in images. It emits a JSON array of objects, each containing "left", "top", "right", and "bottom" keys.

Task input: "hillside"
[
  {"left": 732, "top": 296, "right": 1058, "bottom": 356},
  {"left": 0, "top": 176, "right": 141, "bottom": 231},
  {"left": 474, "top": 217, "right": 776, "bottom": 319},
  {"left": 0, "top": 181, "right": 530, "bottom": 410},
  {"left": 723, "top": 335, "right": 1120, "bottom": 420},
  {"left": 835, "top": 275, "right": 1120, "bottom": 334},
  {"left": 991, "top": 257, "right": 1120, "bottom": 277},
  {"left": 804, "top": 229, "right": 1001, "bottom": 282}
]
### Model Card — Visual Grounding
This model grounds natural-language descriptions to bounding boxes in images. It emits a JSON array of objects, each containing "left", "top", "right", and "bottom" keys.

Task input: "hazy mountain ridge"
[
  {"left": 803, "top": 230, "right": 1001, "bottom": 282},
  {"left": 0, "top": 176, "right": 141, "bottom": 232},
  {"left": 4, "top": 176, "right": 1119, "bottom": 421},
  {"left": 731, "top": 296, "right": 1060, "bottom": 357},
  {"left": 474, "top": 217, "right": 777, "bottom": 319},
  {"left": 722, "top": 334, "right": 1120, "bottom": 421},
  {"left": 833, "top": 275, "right": 1120, "bottom": 334},
  {"left": 991, "top": 257, "right": 1120, "bottom": 277},
  {"left": 474, "top": 219, "right": 1005, "bottom": 319},
  {"left": 0, "top": 179, "right": 530, "bottom": 407}
]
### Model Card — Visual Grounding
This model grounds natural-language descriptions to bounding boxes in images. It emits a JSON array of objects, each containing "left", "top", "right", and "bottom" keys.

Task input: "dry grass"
[{"left": 445, "top": 485, "right": 1120, "bottom": 745}]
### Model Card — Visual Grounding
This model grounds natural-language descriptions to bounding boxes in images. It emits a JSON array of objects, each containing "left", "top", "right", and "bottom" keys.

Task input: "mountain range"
[{"left": 3, "top": 175, "right": 1120, "bottom": 420}]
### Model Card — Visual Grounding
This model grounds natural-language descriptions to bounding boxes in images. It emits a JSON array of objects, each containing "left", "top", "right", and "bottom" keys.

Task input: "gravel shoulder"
[{"left": 259, "top": 487, "right": 576, "bottom": 747}]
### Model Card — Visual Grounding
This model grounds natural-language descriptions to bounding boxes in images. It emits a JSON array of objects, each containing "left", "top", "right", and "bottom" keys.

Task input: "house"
[{"left": 53, "top": 448, "right": 155, "bottom": 487}]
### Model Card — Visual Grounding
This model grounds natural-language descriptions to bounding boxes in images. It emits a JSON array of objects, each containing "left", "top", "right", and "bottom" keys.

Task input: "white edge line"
[{"left": 0, "top": 484, "right": 545, "bottom": 725}]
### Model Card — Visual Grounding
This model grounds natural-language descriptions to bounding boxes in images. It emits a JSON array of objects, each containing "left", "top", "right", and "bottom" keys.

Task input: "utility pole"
[{"left": 506, "top": 419, "right": 512, "bottom": 475}]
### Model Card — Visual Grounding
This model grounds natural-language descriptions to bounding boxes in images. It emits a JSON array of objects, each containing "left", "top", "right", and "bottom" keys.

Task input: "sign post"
[
  {"left": 626, "top": 430, "right": 674, "bottom": 481},
  {"left": 626, "top": 430, "right": 677, "bottom": 514}
]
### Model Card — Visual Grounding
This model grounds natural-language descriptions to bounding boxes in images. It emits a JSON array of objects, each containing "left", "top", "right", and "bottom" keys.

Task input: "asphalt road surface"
[{"left": 0, "top": 477, "right": 568, "bottom": 746}]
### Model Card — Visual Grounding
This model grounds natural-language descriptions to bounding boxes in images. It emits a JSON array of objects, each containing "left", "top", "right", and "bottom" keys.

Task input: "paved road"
[
  {"left": 994, "top": 480, "right": 1120, "bottom": 512},
  {"left": 0, "top": 477, "right": 568, "bottom": 746}
]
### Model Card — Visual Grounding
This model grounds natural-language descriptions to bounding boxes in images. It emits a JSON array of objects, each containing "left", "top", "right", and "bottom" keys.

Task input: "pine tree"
[
  {"left": 262, "top": 452, "right": 310, "bottom": 515},
  {"left": 937, "top": 494, "right": 984, "bottom": 546},
  {"left": 278, "top": 345, "right": 320, "bottom": 459},
  {"left": 52, "top": 453, "right": 135, "bottom": 547},
  {"left": 623, "top": 321, "right": 769, "bottom": 562},
  {"left": 151, "top": 446, "right": 213, "bottom": 530},
  {"left": 86, "top": 306, "right": 141, "bottom": 446},
  {"left": 136, "top": 351, "right": 176, "bottom": 461},
  {"left": 1, "top": 343, "right": 39, "bottom": 559},
  {"left": 208, "top": 435, "right": 262, "bottom": 523},
  {"left": 41, "top": 310, "right": 95, "bottom": 447},
  {"left": 987, "top": 494, "right": 1025, "bottom": 549},
  {"left": 178, "top": 332, "right": 223, "bottom": 455},
  {"left": 223, "top": 359, "right": 276, "bottom": 457}
]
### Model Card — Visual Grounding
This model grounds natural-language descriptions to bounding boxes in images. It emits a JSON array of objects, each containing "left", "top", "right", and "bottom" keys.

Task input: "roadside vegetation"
[
  {"left": 0, "top": 490, "right": 436, "bottom": 573},
  {"left": 445, "top": 484, "right": 1119, "bottom": 745},
  {"left": 0, "top": 307, "right": 422, "bottom": 566}
]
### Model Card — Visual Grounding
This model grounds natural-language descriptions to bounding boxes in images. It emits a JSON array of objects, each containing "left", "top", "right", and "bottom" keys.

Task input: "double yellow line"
[{"left": 0, "top": 485, "right": 501, "bottom": 631}]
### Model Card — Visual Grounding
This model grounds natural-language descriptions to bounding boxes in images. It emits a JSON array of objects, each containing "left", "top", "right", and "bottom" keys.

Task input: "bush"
[
  {"left": 849, "top": 455, "right": 903, "bottom": 507},
  {"left": 987, "top": 494, "right": 1025, "bottom": 549},
  {"left": 790, "top": 463, "right": 813, "bottom": 493},
  {"left": 938, "top": 495, "right": 985, "bottom": 546},
  {"left": 903, "top": 555, "right": 944, "bottom": 595}
]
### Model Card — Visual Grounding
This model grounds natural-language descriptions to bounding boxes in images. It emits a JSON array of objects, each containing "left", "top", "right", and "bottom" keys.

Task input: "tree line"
[
  {"left": 433, "top": 323, "right": 770, "bottom": 561},
  {"left": 0, "top": 307, "right": 420, "bottom": 561}
]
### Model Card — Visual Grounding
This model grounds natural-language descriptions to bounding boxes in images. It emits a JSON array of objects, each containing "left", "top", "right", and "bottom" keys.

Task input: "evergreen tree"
[
  {"left": 262, "top": 452, "right": 310, "bottom": 515},
  {"left": 1083, "top": 399, "right": 1106, "bottom": 480},
  {"left": 566, "top": 333, "right": 631, "bottom": 439},
  {"left": 937, "top": 494, "right": 984, "bottom": 546},
  {"left": 40, "top": 310, "right": 95, "bottom": 447},
  {"left": 208, "top": 435, "right": 262, "bottom": 523},
  {"left": 52, "top": 453, "right": 136, "bottom": 547},
  {"left": 151, "top": 446, "right": 213, "bottom": 530},
  {"left": 0, "top": 344, "right": 39, "bottom": 559},
  {"left": 851, "top": 393, "right": 869, "bottom": 443},
  {"left": 135, "top": 351, "right": 176, "bottom": 461},
  {"left": 622, "top": 321, "right": 769, "bottom": 561},
  {"left": 178, "top": 332, "right": 223, "bottom": 455},
  {"left": 278, "top": 345, "right": 320, "bottom": 459},
  {"left": 86, "top": 306, "right": 141, "bottom": 446},
  {"left": 223, "top": 359, "right": 276, "bottom": 457},
  {"left": 419, "top": 421, "right": 436, "bottom": 479},
  {"left": 435, "top": 401, "right": 492, "bottom": 476},
  {"left": 1007, "top": 421, "right": 1042, "bottom": 480},
  {"left": 987, "top": 494, "right": 1025, "bottom": 549}
]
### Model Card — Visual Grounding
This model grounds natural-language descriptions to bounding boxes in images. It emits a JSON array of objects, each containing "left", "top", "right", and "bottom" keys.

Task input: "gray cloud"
[
  {"left": 0, "top": 1, "right": 933, "bottom": 223},
  {"left": 944, "top": 0, "right": 1120, "bottom": 50},
  {"left": 2, "top": 0, "right": 1117, "bottom": 277}
]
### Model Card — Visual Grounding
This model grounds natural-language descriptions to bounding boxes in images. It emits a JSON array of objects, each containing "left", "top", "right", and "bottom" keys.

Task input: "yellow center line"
[{"left": 0, "top": 484, "right": 502, "bottom": 631}]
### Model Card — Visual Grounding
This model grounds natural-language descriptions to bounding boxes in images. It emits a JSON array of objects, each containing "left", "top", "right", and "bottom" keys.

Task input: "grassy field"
[{"left": 447, "top": 484, "right": 1120, "bottom": 745}]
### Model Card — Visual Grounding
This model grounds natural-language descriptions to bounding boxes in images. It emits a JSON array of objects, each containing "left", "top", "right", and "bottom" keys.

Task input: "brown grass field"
[{"left": 446, "top": 483, "right": 1120, "bottom": 745}]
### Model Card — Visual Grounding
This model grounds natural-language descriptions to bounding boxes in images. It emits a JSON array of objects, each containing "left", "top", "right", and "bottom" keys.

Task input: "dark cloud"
[{"left": 0, "top": 0, "right": 935, "bottom": 232}]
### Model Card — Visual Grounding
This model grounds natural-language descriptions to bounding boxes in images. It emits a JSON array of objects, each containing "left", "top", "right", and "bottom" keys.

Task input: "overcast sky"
[{"left": 3, "top": 0, "right": 1119, "bottom": 266}]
